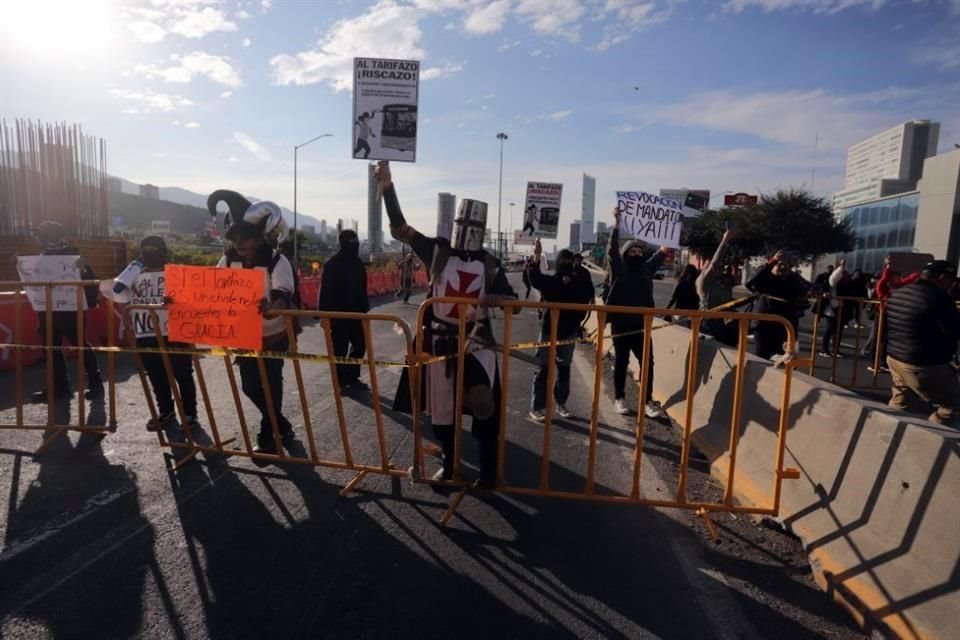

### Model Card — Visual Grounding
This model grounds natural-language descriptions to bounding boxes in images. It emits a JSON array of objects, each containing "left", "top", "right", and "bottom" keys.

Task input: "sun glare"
[{"left": 2, "top": 0, "right": 120, "bottom": 57}]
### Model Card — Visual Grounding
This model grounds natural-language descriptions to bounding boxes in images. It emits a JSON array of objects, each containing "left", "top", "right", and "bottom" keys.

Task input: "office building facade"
[
  {"left": 832, "top": 120, "right": 939, "bottom": 210},
  {"left": 437, "top": 192, "right": 456, "bottom": 240},
  {"left": 581, "top": 174, "right": 596, "bottom": 245},
  {"left": 570, "top": 219, "right": 581, "bottom": 251}
]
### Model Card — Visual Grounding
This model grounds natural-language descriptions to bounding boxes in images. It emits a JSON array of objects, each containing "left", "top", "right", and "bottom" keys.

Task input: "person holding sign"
[
  {"left": 111, "top": 236, "right": 198, "bottom": 432},
  {"left": 606, "top": 208, "right": 669, "bottom": 418},
  {"left": 376, "top": 160, "right": 517, "bottom": 489},
  {"left": 208, "top": 190, "right": 297, "bottom": 463},
  {"left": 26, "top": 221, "right": 104, "bottom": 402},
  {"left": 527, "top": 240, "right": 594, "bottom": 421}
]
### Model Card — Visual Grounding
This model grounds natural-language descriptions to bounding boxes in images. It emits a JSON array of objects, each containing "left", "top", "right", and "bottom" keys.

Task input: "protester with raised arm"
[
  {"left": 746, "top": 249, "right": 809, "bottom": 360},
  {"left": 606, "top": 207, "right": 669, "bottom": 418},
  {"left": 377, "top": 161, "right": 516, "bottom": 489},
  {"left": 696, "top": 227, "right": 739, "bottom": 346}
]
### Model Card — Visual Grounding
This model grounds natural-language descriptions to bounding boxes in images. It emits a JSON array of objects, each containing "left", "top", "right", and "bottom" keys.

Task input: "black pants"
[
  {"left": 353, "top": 138, "right": 371, "bottom": 158},
  {"left": 612, "top": 328, "right": 655, "bottom": 402},
  {"left": 821, "top": 307, "right": 850, "bottom": 354},
  {"left": 237, "top": 336, "right": 292, "bottom": 441},
  {"left": 703, "top": 318, "right": 739, "bottom": 348},
  {"left": 431, "top": 354, "right": 500, "bottom": 484},
  {"left": 331, "top": 319, "right": 365, "bottom": 386},
  {"left": 139, "top": 338, "right": 197, "bottom": 418},
  {"left": 37, "top": 311, "right": 102, "bottom": 390},
  {"left": 755, "top": 316, "right": 799, "bottom": 360}
]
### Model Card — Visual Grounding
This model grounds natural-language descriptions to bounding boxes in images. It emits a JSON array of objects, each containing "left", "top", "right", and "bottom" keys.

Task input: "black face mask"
[
  {"left": 556, "top": 258, "right": 573, "bottom": 275},
  {"left": 340, "top": 241, "right": 359, "bottom": 259},
  {"left": 142, "top": 253, "right": 165, "bottom": 269}
]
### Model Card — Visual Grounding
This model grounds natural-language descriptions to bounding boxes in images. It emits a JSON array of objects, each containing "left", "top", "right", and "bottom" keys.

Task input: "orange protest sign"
[{"left": 164, "top": 264, "right": 265, "bottom": 350}]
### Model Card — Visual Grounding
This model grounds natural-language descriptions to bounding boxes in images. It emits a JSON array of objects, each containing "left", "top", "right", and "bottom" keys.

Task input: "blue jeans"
[{"left": 531, "top": 332, "right": 575, "bottom": 411}]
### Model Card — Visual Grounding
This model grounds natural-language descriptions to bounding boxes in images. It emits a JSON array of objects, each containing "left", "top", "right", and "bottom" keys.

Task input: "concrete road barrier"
[{"left": 633, "top": 319, "right": 959, "bottom": 639}]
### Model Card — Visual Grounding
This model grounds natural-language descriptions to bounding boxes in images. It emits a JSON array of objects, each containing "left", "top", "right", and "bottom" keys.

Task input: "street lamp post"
[
  {"left": 293, "top": 133, "right": 333, "bottom": 267},
  {"left": 496, "top": 132, "right": 508, "bottom": 261}
]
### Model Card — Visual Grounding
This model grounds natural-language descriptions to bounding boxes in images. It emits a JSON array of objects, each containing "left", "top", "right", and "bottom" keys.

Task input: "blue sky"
[{"left": 2, "top": 0, "right": 959, "bottom": 249}]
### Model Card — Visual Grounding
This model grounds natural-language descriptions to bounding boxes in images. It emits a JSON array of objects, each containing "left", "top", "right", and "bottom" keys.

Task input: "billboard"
[
  {"left": 724, "top": 192, "right": 759, "bottom": 207},
  {"left": 659, "top": 189, "right": 709, "bottom": 217}
]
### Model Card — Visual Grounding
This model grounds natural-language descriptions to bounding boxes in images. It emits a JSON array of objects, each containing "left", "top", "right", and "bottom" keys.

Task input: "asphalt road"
[{"left": 0, "top": 272, "right": 867, "bottom": 639}]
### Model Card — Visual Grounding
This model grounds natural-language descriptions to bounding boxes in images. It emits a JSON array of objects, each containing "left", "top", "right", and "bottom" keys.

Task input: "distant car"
[{"left": 652, "top": 266, "right": 670, "bottom": 280}]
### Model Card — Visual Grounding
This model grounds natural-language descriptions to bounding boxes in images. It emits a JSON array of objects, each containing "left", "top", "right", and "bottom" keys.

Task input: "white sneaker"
[
  {"left": 614, "top": 398, "right": 630, "bottom": 415},
  {"left": 528, "top": 410, "right": 546, "bottom": 422},
  {"left": 555, "top": 404, "right": 572, "bottom": 418},
  {"left": 645, "top": 401, "right": 666, "bottom": 419}
]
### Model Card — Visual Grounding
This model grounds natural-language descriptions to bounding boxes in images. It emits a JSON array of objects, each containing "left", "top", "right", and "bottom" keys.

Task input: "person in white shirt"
[{"left": 208, "top": 189, "right": 297, "bottom": 464}]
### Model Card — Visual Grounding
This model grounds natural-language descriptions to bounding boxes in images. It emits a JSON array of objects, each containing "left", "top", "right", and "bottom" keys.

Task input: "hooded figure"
[
  {"left": 318, "top": 229, "right": 370, "bottom": 392},
  {"left": 605, "top": 211, "right": 668, "bottom": 418},
  {"left": 209, "top": 189, "right": 297, "bottom": 463},
  {"left": 377, "top": 160, "right": 517, "bottom": 489},
  {"left": 29, "top": 221, "right": 103, "bottom": 402}
]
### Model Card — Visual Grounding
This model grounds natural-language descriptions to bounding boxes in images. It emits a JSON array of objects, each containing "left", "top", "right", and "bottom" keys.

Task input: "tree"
[{"left": 683, "top": 188, "right": 856, "bottom": 263}]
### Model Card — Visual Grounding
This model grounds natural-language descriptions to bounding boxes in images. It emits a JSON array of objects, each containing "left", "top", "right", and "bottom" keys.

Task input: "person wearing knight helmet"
[
  {"left": 207, "top": 189, "right": 298, "bottom": 465},
  {"left": 376, "top": 161, "right": 517, "bottom": 489}
]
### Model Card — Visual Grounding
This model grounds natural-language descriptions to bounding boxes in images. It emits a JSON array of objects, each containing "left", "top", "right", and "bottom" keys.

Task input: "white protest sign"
[
  {"left": 352, "top": 57, "right": 420, "bottom": 162},
  {"left": 130, "top": 271, "right": 168, "bottom": 338},
  {"left": 519, "top": 182, "right": 563, "bottom": 240},
  {"left": 16, "top": 255, "right": 88, "bottom": 312},
  {"left": 616, "top": 191, "right": 685, "bottom": 249}
]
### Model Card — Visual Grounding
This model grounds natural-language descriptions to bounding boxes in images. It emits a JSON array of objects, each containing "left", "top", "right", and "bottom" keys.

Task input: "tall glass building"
[{"left": 839, "top": 191, "right": 919, "bottom": 274}]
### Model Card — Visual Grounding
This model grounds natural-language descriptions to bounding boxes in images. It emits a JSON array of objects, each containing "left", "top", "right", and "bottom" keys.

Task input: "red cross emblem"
[{"left": 444, "top": 270, "right": 481, "bottom": 319}]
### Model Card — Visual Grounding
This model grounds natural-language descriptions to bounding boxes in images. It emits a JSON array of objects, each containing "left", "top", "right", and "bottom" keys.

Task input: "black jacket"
[
  {"left": 668, "top": 279, "right": 700, "bottom": 311},
  {"left": 605, "top": 227, "right": 665, "bottom": 328},
  {"left": 746, "top": 263, "right": 809, "bottom": 321},
  {"left": 318, "top": 249, "right": 369, "bottom": 313},
  {"left": 885, "top": 279, "right": 960, "bottom": 366},
  {"left": 529, "top": 262, "right": 594, "bottom": 337}
]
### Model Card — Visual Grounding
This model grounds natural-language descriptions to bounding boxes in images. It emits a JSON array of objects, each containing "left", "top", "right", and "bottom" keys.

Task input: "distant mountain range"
[{"left": 111, "top": 176, "right": 329, "bottom": 234}]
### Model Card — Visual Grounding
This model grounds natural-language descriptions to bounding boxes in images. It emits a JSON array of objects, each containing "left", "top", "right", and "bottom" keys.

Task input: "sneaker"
[
  {"left": 614, "top": 398, "right": 630, "bottom": 415},
  {"left": 818, "top": 351, "right": 832, "bottom": 358},
  {"left": 866, "top": 365, "right": 889, "bottom": 374},
  {"left": 833, "top": 352, "right": 845, "bottom": 359},
  {"left": 645, "top": 401, "right": 666, "bottom": 419},
  {"left": 146, "top": 411, "right": 176, "bottom": 432},
  {"left": 528, "top": 410, "right": 546, "bottom": 422},
  {"left": 555, "top": 405, "right": 572, "bottom": 418},
  {"left": 252, "top": 439, "right": 278, "bottom": 467},
  {"left": 84, "top": 383, "right": 105, "bottom": 400},
  {"left": 31, "top": 387, "right": 73, "bottom": 402}
]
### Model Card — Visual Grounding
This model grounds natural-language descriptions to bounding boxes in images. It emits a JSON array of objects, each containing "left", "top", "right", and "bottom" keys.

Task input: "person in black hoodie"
[
  {"left": 28, "top": 221, "right": 103, "bottom": 402},
  {"left": 318, "top": 229, "right": 370, "bottom": 393},
  {"left": 527, "top": 240, "right": 594, "bottom": 421},
  {"left": 884, "top": 260, "right": 959, "bottom": 427},
  {"left": 606, "top": 208, "right": 670, "bottom": 418},
  {"left": 746, "top": 250, "right": 810, "bottom": 360}
]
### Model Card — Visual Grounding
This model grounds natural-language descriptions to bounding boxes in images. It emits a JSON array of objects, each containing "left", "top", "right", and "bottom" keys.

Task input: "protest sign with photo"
[
  {"left": 16, "top": 254, "right": 87, "bottom": 312},
  {"left": 352, "top": 57, "right": 420, "bottom": 162},
  {"left": 519, "top": 182, "right": 563, "bottom": 240},
  {"left": 130, "top": 271, "right": 167, "bottom": 339},
  {"left": 164, "top": 265, "right": 264, "bottom": 350},
  {"left": 616, "top": 191, "right": 685, "bottom": 249}
]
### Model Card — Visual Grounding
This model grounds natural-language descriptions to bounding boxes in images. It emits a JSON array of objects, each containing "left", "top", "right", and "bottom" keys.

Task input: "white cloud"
[
  {"left": 228, "top": 155, "right": 239, "bottom": 163},
  {"left": 233, "top": 131, "right": 272, "bottom": 161},
  {"left": 422, "top": 62, "right": 464, "bottom": 79},
  {"left": 530, "top": 48, "right": 543, "bottom": 56},
  {"left": 242, "top": 37, "right": 252, "bottom": 47},
  {"left": 220, "top": 90, "right": 233, "bottom": 98},
  {"left": 913, "top": 37, "right": 960, "bottom": 70},
  {"left": 170, "top": 7, "right": 237, "bottom": 38},
  {"left": 515, "top": 0, "right": 586, "bottom": 41},
  {"left": 541, "top": 109, "right": 572, "bottom": 120},
  {"left": 236, "top": 9, "right": 251, "bottom": 19},
  {"left": 497, "top": 39, "right": 521, "bottom": 52},
  {"left": 261, "top": 0, "right": 273, "bottom": 11},
  {"left": 128, "top": 21, "right": 167, "bottom": 43},
  {"left": 593, "top": 1, "right": 671, "bottom": 51},
  {"left": 270, "top": 0, "right": 426, "bottom": 90},
  {"left": 138, "top": 52, "right": 242, "bottom": 87},
  {"left": 111, "top": 89, "right": 194, "bottom": 113},
  {"left": 412, "top": 0, "right": 475, "bottom": 9},
  {"left": 184, "top": 121, "right": 200, "bottom": 128},
  {"left": 464, "top": 0, "right": 510, "bottom": 34},
  {"left": 722, "top": 0, "right": 887, "bottom": 14},
  {"left": 647, "top": 86, "right": 958, "bottom": 153}
]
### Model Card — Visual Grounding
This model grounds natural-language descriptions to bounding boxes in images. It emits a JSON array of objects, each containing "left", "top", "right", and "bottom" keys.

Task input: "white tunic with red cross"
[{"left": 427, "top": 255, "right": 497, "bottom": 425}]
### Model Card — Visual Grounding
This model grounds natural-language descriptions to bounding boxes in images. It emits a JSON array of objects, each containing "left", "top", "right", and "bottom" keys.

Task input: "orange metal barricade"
[
  {"left": 124, "top": 305, "right": 415, "bottom": 494},
  {"left": 808, "top": 295, "right": 886, "bottom": 390},
  {"left": 0, "top": 280, "right": 117, "bottom": 454},
  {"left": 410, "top": 297, "right": 804, "bottom": 529}
]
